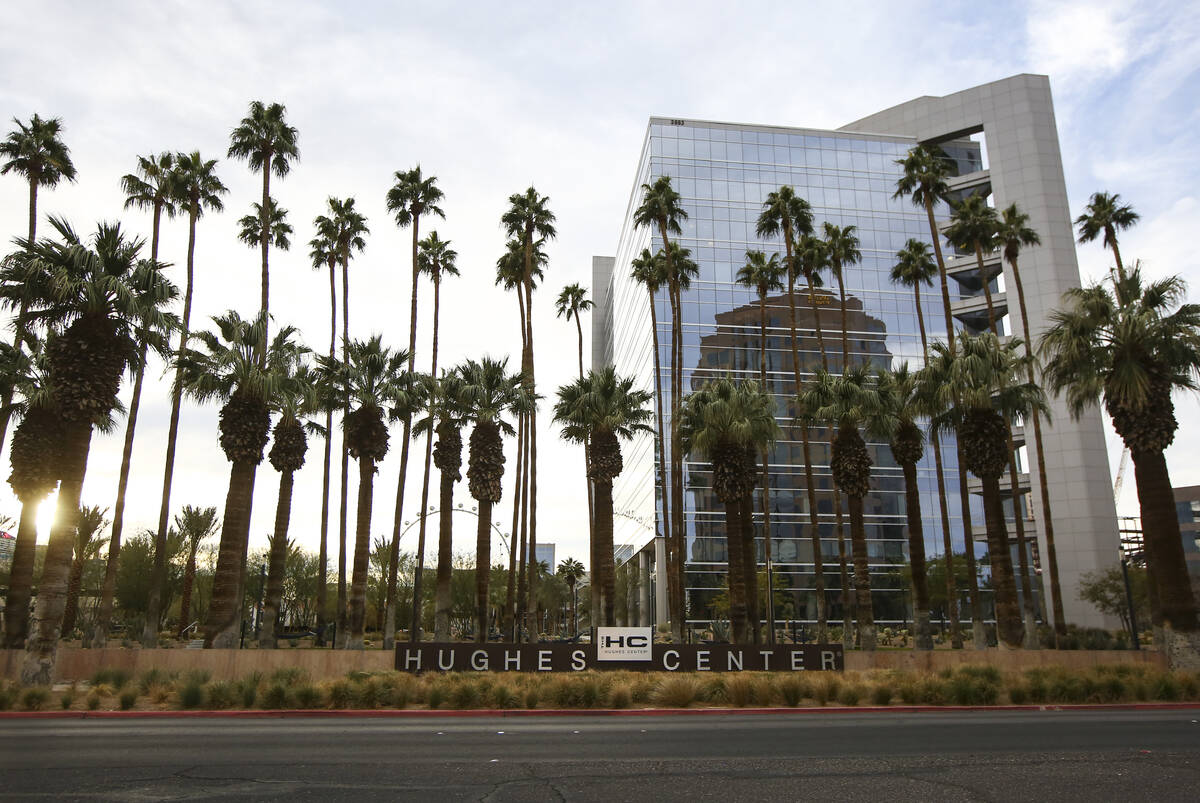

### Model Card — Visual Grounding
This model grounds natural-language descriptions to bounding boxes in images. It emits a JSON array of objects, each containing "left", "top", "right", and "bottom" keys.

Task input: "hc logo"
[{"left": 601, "top": 635, "right": 648, "bottom": 649}]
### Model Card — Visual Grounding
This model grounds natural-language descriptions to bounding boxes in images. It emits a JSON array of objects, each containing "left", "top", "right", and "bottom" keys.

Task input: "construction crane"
[{"left": 1113, "top": 446, "right": 1130, "bottom": 503}]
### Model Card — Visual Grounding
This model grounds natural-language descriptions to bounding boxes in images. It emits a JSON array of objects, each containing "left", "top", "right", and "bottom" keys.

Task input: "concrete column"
[
  {"left": 654, "top": 536, "right": 668, "bottom": 627},
  {"left": 639, "top": 550, "right": 653, "bottom": 627}
]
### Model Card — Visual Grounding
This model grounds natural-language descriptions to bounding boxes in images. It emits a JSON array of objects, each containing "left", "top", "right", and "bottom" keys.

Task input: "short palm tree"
[
  {"left": 633, "top": 176, "right": 689, "bottom": 638},
  {"left": 461, "top": 357, "right": 526, "bottom": 642},
  {"left": 322, "top": 336, "right": 409, "bottom": 648},
  {"left": 385, "top": 165, "right": 445, "bottom": 647},
  {"left": 869, "top": 365, "right": 933, "bottom": 650},
  {"left": 61, "top": 505, "right": 109, "bottom": 636},
  {"left": 557, "top": 557, "right": 586, "bottom": 636},
  {"left": 144, "top": 150, "right": 227, "bottom": 647},
  {"left": 553, "top": 366, "right": 653, "bottom": 628},
  {"left": 178, "top": 311, "right": 302, "bottom": 648},
  {"left": 20, "top": 220, "right": 146, "bottom": 685},
  {"left": 227, "top": 100, "right": 299, "bottom": 327},
  {"left": 803, "top": 367, "right": 881, "bottom": 650},
  {"left": 918, "top": 333, "right": 1048, "bottom": 649},
  {"left": 175, "top": 505, "right": 218, "bottom": 638},
  {"left": 1041, "top": 265, "right": 1200, "bottom": 644},
  {"left": 678, "top": 378, "right": 779, "bottom": 644},
  {"left": 1074, "top": 191, "right": 1139, "bottom": 280},
  {"left": 237, "top": 198, "right": 292, "bottom": 252},
  {"left": 891, "top": 238, "right": 961, "bottom": 647}
]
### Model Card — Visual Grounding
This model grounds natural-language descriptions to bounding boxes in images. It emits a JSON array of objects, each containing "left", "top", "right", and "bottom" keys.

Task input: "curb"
[{"left": 4, "top": 702, "right": 1199, "bottom": 720}]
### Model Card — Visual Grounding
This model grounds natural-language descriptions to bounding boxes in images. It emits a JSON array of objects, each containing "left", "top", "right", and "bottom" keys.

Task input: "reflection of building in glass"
[
  {"left": 1172, "top": 487, "right": 1200, "bottom": 583},
  {"left": 595, "top": 74, "right": 1121, "bottom": 631}
]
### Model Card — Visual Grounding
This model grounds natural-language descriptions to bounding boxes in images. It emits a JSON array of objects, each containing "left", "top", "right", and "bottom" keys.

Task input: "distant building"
[
  {"left": 0, "top": 530, "right": 14, "bottom": 565},
  {"left": 1172, "top": 487, "right": 1200, "bottom": 582},
  {"left": 530, "top": 543, "right": 555, "bottom": 570}
]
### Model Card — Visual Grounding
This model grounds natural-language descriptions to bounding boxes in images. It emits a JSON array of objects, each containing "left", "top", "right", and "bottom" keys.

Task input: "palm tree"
[
  {"left": 996, "top": 204, "right": 1065, "bottom": 637},
  {"left": 555, "top": 282, "right": 596, "bottom": 550},
  {"left": 385, "top": 165, "right": 445, "bottom": 647},
  {"left": 756, "top": 188, "right": 826, "bottom": 640},
  {"left": 175, "top": 505, "right": 218, "bottom": 638},
  {"left": 803, "top": 367, "right": 881, "bottom": 650},
  {"left": 557, "top": 557, "right": 585, "bottom": 636},
  {"left": 895, "top": 144, "right": 986, "bottom": 648},
  {"left": 678, "top": 378, "right": 779, "bottom": 644},
  {"left": 3, "top": 339, "right": 62, "bottom": 648},
  {"left": 414, "top": 370, "right": 468, "bottom": 642},
  {"left": 891, "top": 238, "right": 961, "bottom": 647},
  {"left": 61, "top": 505, "right": 109, "bottom": 636},
  {"left": 409, "top": 232, "right": 458, "bottom": 642},
  {"left": 237, "top": 198, "right": 292, "bottom": 252},
  {"left": 226, "top": 100, "right": 299, "bottom": 335},
  {"left": 918, "top": 333, "right": 1049, "bottom": 649},
  {"left": 20, "top": 220, "right": 146, "bottom": 685},
  {"left": 735, "top": 250, "right": 786, "bottom": 642},
  {"left": 945, "top": 193, "right": 1038, "bottom": 646},
  {"left": 501, "top": 186, "right": 557, "bottom": 642},
  {"left": 92, "top": 259, "right": 178, "bottom": 647},
  {"left": 822, "top": 223, "right": 863, "bottom": 373},
  {"left": 1041, "top": 265, "right": 1200, "bottom": 649},
  {"left": 1074, "top": 191, "right": 1139, "bottom": 281},
  {"left": 553, "top": 366, "right": 653, "bottom": 627},
  {"left": 633, "top": 176, "right": 688, "bottom": 638},
  {"left": 261, "top": 362, "right": 320, "bottom": 648},
  {"left": 307, "top": 229, "right": 339, "bottom": 644},
  {"left": 314, "top": 197, "right": 368, "bottom": 648},
  {"left": 869, "top": 365, "right": 933, "bottom": 650},
  {"left": 460, "top": 357, "right": 525, "bottom": 642},
  {"left": 322, "top": 336, "right": 409, "bottom": 648},
  {"left": 177, "top": 311, "right": 302, "bottom": 648},
  {"left": 143, "top": 150, "right": 227, "bottom": 647},
  {"left": 0, "top": 114, "right": 77, "bottom": 455}
]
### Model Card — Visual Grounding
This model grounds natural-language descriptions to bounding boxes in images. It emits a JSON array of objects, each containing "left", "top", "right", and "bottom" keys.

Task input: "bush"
[
  {"left": 0, "top": 684, "right": 13, "bottom": 711},
  {"left": 118, "top": 689, "right": 138, "bottom": 711},
  {"left": 870, "top": 684, "right": 893, "bottom": 706},
  {"left": 897, "top": 682, "right": 921, "bottom": 705},
  {"left": 271, "top": 667, "right": 308, "bottom": 686},
  {"left": 207, "top": 682, "right": 237, "bottom": 710},
  {"left": 701, "top": 676, "right": 728, "bottom": 704},
  {"left": 86, "top": 691, "right": 102, "bottom": 711},
  {"left": 609, "top": 685, "right": 632, "bottom": 709},
  {"left": 816, "top": 676, "right": 841, "bottom": 707},
  {"left": 629, "top": 678, "right": 655, "bottom": 704},
  {"left": 238, "top": 677, "right": 259, "bottom": 709},
  {"left": 725, "top": 675, "right": 759, "bottom": 707},
  {"left": 184, "top": 669, "right": 212, "bottom": 686},
  {"left": 60, "top": 688, "right": 76, "bottom": 710},
  {"left": 1007, "top": 683, "right": 1029, "bottom": 705},
  {"left": 523, "top": 687, "right": 540, "bottom": 709},
  {"left": 837, "top": 684, "right": 864, "bottom": 707},
  {"left": 427, "top": 682, "right": 448, "bottom": 710},
  {"left": 178, "top": 680, "right": 206, "bottom": 710},
  {"left": 450, "top": 680, "right": 481, "bottom": 710},
  {"left": 21, "top": 687, "right": 49, "bottom": 711},
  {"left": 356, "top": 678, "right": 382, "bottom": 709},
  {"left": 776, "top": 676, "right": 808, "bottom": 707},
  {"left": 654, "top": 676, "right": 701, "bottom": 708},
  {"left": 294, "top": 684, "right": 324, "bottom": 709},
  {"left": 492, "top": 684, "right": 520, "bottom": 709},
  {"left": 262, "top": 682, "right": 290, "bottom": 709},
  {"left": 1150, "top": 672, "right": 1181, "bottom": 702},
  {"left": 136, "top": 668, "right": 171, "bottom": 694}
]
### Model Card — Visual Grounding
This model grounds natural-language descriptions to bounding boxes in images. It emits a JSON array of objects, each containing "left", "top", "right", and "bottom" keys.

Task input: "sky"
[{"left": 1, "top": 0, "right": 1198, "bottom": 570}]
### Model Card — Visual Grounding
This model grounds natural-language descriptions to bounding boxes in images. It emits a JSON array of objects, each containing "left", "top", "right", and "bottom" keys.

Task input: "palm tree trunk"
[
  {"left": 21, "top": 422, "right": 92, "bottom": 686},
  {"left": 0, "top": 181, "right": 39, "bottom": 460},
  {"left": 739, "top": 489, "right": 760, "bottom": 644},
  {"left": 847, "top": 492, "right": 876, "bottom": 650},
  {"left": 3, "top": 500, "right": 41, "bottom": 648},
  {"left": 1132, "top": 448, "right": 1199, "bottom": 632},
  {"left": 669, "top": 279, "right": 687, "bottom": 639},
  {"left": 1007, "top": 252, "right": 1065, "bottom": 639},
  {"left": 981, "top": 473, "right": 1024, "bottom": 648},
  {"left": 260, "top": 469, "right": 295, "bottom": 648},
  {"left": 524, "top": 276, "right": 539, "bottom": 643},
  {"left": 575, "top": 312, "right": 595, "bottom": 561},
  {"left": 516, "top": 435, "right": 530, "bottom": 636},
  {"left": 724, "top": 495, "right": 748, "bottom": 644},
  {"left": 259, "top": 155, "right": 271, "bottom": 350},
  {"left": 595, "top": 478, "right": 616, "bottom": 627},
  {"left": 336, "top": 255, "right": 351, "bottom": 649},
  {"left": 143, "top": 206, "right": 198, "bottom": 647},
  {"left": 475, "top": 499, "right": 493, "bottom": 643},
  {"left": 504, "top": 411, "right": 524, "bottom": 639},
  {"left": 901, "top": 459, "right": 933, "bottom": 650},
  {"left": 434, "top": 462, "right": 455, "bottom": 642},
  {"left": 400, "top": 217, "right": 424, "bottom": 645},
  {"left": 833, "top": 274, "right": 855, "bottom": 648},
  {"left": 649, "top": 289, "right": 676, "bottom": 639},
  {"left": 205, "top": 460, "right": 257, "bottom": 649},
  {"left": 61, "top": 554, "right": 85, "bottom": 637},
  {"left": 348, "top": 456, "right": 376, "bottom": 649},
  {"left": 757, "top": 293, "right": 774, "bottom": 644},
  {"left": 318, "top": 262, "right": 336, "bottom": 646},
  {"left": 791, "top": 277, "right": 827, "bottom": 641},
  {"left": 179, "top": 548, "right": 197, "bottom": 638}
]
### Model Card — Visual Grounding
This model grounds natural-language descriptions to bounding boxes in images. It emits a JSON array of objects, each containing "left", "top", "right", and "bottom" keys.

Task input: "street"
[{"left": 1, "top": 710, "right": 1198, "bottom": 801}]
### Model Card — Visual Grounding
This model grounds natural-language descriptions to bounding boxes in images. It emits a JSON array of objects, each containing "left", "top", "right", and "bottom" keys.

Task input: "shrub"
[
  {"left": 957, "top": 665, "right": 1002, "bottom": 685},
  {"left": 136, "top": 668, "right": 170, "bottom": 694},
  {"left": 238, "top": 677, "right": 259, "bottom": 709},
  {"left": 178, "top": 680, "right": 206, "bottom": 710},
  {"left": 0, "top": 685, "right": 13, "bottom": 711},
  {"left": 262, "top": 682, "right": 290, "bottom": 709},
  {"left": 147, "top": 683, "right": 173, "bottom": 705},
  {"left": 654, "top": 676, "right": 701, "bottom": 708},
  {"left": 837, "top": 684, "right": 864, "bottom": 707},
  {"left": 918, "top": 678, "right": 947, "bottom": 706},
  {"left": 207, "top": 682, "right": 237, "bottom": 710},
  {"left": 427, "top": 682, "right": 448, "bottom": 710},
  {"left": 817, "top": 676, "right": 841, "bottom": 707},
  {"left": 60, "top": 688, "right": 76, "bottom": 710},
  {"left": 86, "top": 691, "right": 102, "bottom": 711},
  {"left": 184, "top": 669, "right": 212, "bottom": 686},
  {"left": 777, "top": 676, "right": 808, "bottom": 707},
  {"left": 608, "top": 685, "right": 632, "bottom": 709},
  {"left": 327, "top": 680, "right": 354, "bottom": 709},
  {"left": 1177, "top": 671, "right": 1200, "bottom": 701},
  {"left": 523, "top": 686, "right": 540, "bottom": 709},
  {"left": 271, "top": 667, "right": 308, "bottom": 686},
  {"left": 1150, "top": 672, "right": 1181, "bottom": 702},
  {"left": 946, "top": 671, "right": 999, "bottom": 706},
  {"left": 450, "top": 681, "right": 482, "bottom": 710},
  {"left": 725, "top": 675, "right": 759, "bottom": 707},
  {"left": 630, "top": 678, "right": 655, "bottom": 704},
  {"left": 870, "top": 684, "right": 893, "bottom": 706},
  {"left": 897, "top": 682, "right": 921, "bottom": 705},
  {"left": 492, "top": 684, "right": 520, "bottom": 709},
  {"left": 294, "top": 684, "right": 324, "bottom": 709},
  {"left": 118, "top": 689, "right": 138, "bottom": 711},
  {"left": 1007, "top": 683, "right": 1029, "bottom": 705},
  {"left": 701, "top": 676, "right": 728, "bottom": 704},
  {"left": 92, "top": 668, "right": 133, "bottom": 690},
  {"left": 356, "top": 678, "right": 382, "bottom": 709}
]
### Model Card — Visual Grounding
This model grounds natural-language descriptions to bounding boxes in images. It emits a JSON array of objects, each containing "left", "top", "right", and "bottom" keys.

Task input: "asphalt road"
[{"left": 1, "top": 710, "right": 1198, "bottom": 801}]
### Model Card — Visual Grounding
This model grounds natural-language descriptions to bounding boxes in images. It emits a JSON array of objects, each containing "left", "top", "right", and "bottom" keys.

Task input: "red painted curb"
[{"left": 3, "top": 702, "right": 1199, "bottom": 720}]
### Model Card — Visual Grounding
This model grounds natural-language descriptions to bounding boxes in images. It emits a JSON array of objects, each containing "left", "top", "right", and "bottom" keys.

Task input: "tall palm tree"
[
  {"left": 553, "top": 366, "right": 653, "bottom": 627},
  {"left": 3, "top": 339, "right": 62, "bottom": 648},
  {"left": 61, "top": 505, "right": 108, "bottom": 636},
  {"left": 756, "top": 188, "right": 825, "bottom": 640},
  {"left": 175, "top": 505, "right": 218, "bottom": 638},
  {"left": 822, "top": 223, "right": 862, "bottom": 373},
  {"left": 735, "top": 249, "right": 786, "bottom": 642},
  {"left": 633, "top": 176, "right": 688, "bottom": 638},
  {"left": 501, "top": 187, "right": 556, "bottom": 641},
  {"left": 1074, "top": 191, "right": 1140, "bottom": 282},
  {"left": 678, "top": 378, "right": 779, "bottom": 644},
  {"left": 461, "top": 357, "right": 525, "bottom": 642},
  {"left": 385, "top": 165, "right": 445, "bottom": 647},
  {"left": 996, "top": 204, "right": 1065, "bottom": 637},
  {"left": 93, "top": 259, "right": 178, "bottom": 647},
  {"left": 891, "top": 238, "right": 961, "bottom": 647},
  {"left": 945, "top": 193, "right": 1038, "bottom": 646},
  {"left": 555, "top": 282, "right": 596, "bottom": 547},
  {"left": 918, "top": 333, "right": 1048, "bottom": 649},
  {"left": 895, "top": 144, "right": 986, "bottom": 648},
  {"left": 0, "top": 114, "right": 77, "bottom": 455},
  {"left": 307, "top": 228, "right": 339, "bottom": 644},
  {"left": 1041, "top": 265, "right": 1200, "bottom": 650},
  {"left": 177, "top": 311, "right": 302, "bottom": 648},
  {"left": 237, "top": 198, "right": 292, "bottom": 252},
  {"left": 315, "top": 197, "right": 368, "bottom": 648},
  {"left": 869, "top": 365, "right": 933, "bottom": 650},
  {"left": 226, "top": 100, "right": 299, "bottom": 337},
  {"left": 803, "top": 367, "right": 881, "bottom": 650},
  {"left": 410, "top": 232, "right": 458, "bottom": 642},
  {"left": 143, "top": 150, "right": 227, "bottom": 647},
  {"left": 20, "top": 220, "right": 146, "bottom": 685},
  {"left": 261, "top": 362, "right": 320, "bottom": 648},
  {"left": 321, "top": 336, "right": 409, "bottom": 648},
  {"left": 557, "top": 557, "right": 585, "bottom": 636}
]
